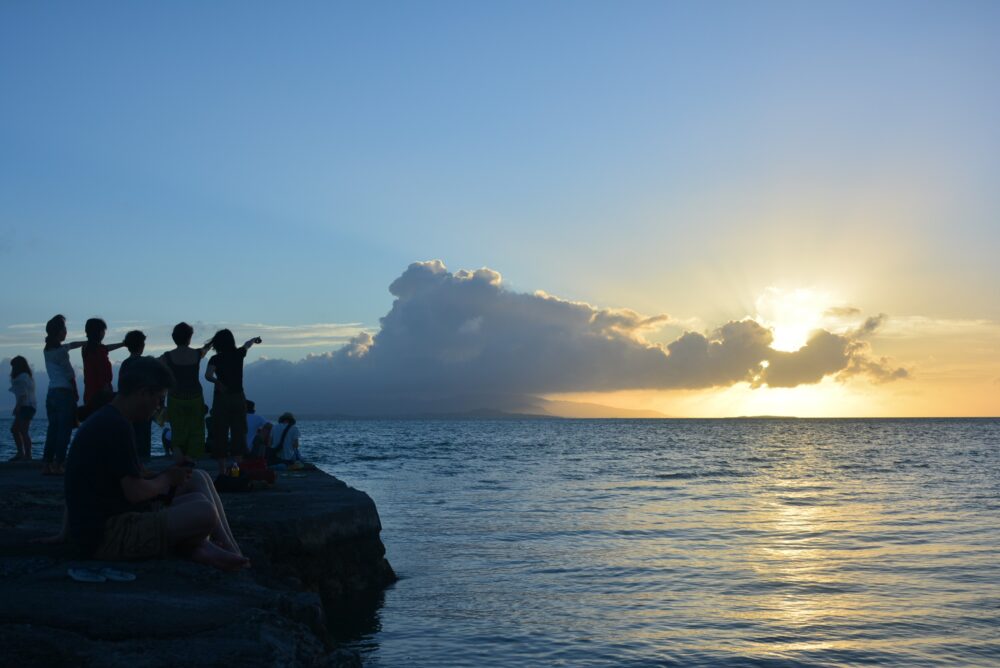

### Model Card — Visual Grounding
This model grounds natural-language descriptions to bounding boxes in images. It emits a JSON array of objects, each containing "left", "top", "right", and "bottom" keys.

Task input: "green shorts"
[{"left": 166, "top": 394, "right": 207, "bottom": 458}]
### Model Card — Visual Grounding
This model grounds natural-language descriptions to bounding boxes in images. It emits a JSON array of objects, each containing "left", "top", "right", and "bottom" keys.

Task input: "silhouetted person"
[
  {"left": 204, "top": 329, "right": 261, "bottom": 476},
  {"left": 268, "top": 412, "right": 302, "bottom": 467},
  {"left": 61, "top": 356, "right": 248, "bottom": 570},
  {"left": 244, "top": 399, "right": 271, "bottom": 454},
  {"left": 42, "top": 314, "right": 84, "bottom": 475},
  {"left": 160, "top": 322, "right": 211, "bottom": 463},
  {"left": 80, "top": 317, "right": 125, "bottom": 419},
  {"left": 9, "top": 356, "right": 37, "bottom": 461},
  {"left": 120, "top": 330, "right": 153, "bottom": 460}
]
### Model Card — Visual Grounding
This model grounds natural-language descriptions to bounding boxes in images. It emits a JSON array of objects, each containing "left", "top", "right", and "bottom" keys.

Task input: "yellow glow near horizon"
[{"left": 754, "top": 287, "right": 835, "bottom": 352}]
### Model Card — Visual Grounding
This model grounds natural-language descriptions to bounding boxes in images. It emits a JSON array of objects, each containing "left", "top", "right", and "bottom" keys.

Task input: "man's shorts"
[{"left": 92, "top": 510, "right": 169, "bottom": 561}]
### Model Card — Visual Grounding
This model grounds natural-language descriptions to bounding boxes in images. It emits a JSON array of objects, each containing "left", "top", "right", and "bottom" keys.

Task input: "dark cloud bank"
[{"left": 242, "top": 261, "right": 907, "bottom": 416}]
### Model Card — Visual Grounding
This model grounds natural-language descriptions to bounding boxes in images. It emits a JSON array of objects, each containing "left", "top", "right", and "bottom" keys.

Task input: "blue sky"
[{"left": 2, "top": 2, "right": 998, "bottom": 415}]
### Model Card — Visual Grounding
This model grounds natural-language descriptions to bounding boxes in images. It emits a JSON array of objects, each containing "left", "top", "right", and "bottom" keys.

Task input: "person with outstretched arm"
[{"left": 204, "top": 330, "right": 261, "bottom": 477}]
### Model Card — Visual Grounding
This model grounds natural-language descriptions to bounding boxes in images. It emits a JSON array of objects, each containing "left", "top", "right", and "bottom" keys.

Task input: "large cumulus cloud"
[{"left": 242, "top": 261, "right": 907, "bottom": 415}]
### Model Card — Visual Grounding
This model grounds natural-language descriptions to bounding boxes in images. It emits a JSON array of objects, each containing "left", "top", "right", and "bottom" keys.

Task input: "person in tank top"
[{"left": 160, "top": 322, "right": 213, "bottom": 463}]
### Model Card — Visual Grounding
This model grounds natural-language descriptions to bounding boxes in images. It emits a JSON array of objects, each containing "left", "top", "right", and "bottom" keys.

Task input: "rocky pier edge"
[{"left": 0, "top": 459, "right": 397, "bottom": 667}]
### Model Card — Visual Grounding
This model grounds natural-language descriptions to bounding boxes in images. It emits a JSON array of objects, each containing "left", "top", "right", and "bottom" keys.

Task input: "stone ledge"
[{"left": 0, "top": 460, "right": 395, "bottom": 667}]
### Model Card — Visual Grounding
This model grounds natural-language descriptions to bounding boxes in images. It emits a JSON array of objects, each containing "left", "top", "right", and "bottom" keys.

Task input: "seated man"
[
  {"left": 267, "top": 412, "right": 302, "bottom": 467},
  {"left": 64, "top": 356, "right": 249, "bottom": 571}
]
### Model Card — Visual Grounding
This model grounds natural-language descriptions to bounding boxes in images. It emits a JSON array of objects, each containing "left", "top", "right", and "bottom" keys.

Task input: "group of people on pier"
[
  {"left": 10, "top": 315, "right": 265, "bottom": 477},
  {"left": 6, "top": 314, "right": 304, "bottom": 572}
]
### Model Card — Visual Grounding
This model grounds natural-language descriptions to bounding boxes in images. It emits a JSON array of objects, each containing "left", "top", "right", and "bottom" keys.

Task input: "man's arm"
[{"left": 106, "top": 341, "right": 127, "bottom": 352}]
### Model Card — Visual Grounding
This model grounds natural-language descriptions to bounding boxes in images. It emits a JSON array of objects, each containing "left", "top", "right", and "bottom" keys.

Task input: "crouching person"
[{"left": 64, "top": 356, "right": 249, "bottom": 572}]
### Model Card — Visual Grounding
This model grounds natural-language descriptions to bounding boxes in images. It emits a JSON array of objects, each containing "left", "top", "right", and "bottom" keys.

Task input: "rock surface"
[{"left": 0, "top": 459, "right": 396, "bottom": 667}]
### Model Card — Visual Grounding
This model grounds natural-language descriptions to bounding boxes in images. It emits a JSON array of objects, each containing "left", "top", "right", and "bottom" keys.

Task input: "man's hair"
[
  {"left": 246, "top": 399, "right": 256, "bottom": 413},
  {"left": 172, "top": 322, "right": 194, "bottom": 346},
  {"left": 123, "top": 330, "right": 146, "bottom": 354},
  {"left": 278, "top": 412, "right": 296, "bottom": 425},
  {"left": 118, "top": 357, "right": 175, "bottom": 396},
  {"left": 84, "top": 317, "right": 107, "bottom": 342}
]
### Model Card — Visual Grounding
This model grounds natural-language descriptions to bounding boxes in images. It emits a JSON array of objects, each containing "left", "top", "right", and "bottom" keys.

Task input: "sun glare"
[{"left": 754, "top": 287, "right": 832, "bottom": 352}]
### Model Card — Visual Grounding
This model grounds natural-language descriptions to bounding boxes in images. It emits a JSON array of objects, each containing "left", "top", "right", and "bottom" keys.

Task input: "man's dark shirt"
[
  {"left": 208, "top": 348, "right": 247, "bottom": 394},
  {"left": 64, "top": 404, "right": 143, "bottom": 556}
]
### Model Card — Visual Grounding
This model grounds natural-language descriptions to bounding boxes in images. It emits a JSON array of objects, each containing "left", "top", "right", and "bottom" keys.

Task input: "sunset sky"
[{"left": 1, "top": 2, "right": 998, "bottom": 416}]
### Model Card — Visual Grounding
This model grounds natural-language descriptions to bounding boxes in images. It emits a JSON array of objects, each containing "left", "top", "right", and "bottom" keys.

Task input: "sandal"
[
  {"left": 99, "top": 567, "right": 136, "bottom": 582},
  {"left": 67, "top": 568, "right": 106, "bottom": 583}
]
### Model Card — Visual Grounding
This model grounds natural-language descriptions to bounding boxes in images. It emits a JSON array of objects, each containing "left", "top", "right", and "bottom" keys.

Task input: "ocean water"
[{"left": 4, "top": 418, "right": 999, "bottom": 666}]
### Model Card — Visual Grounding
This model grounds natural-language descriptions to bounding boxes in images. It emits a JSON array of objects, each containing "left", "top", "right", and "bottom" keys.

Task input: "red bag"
[{"left": 241, "top": 457, "right": 275, "bottom": 484}]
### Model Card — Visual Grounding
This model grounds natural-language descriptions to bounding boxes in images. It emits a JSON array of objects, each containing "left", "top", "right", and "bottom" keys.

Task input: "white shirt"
[
  {"left": 9, "top": 372, "right": 36, "bottom": 408},
  {"left": 271, "top": 422, "right": 301, "bottom": 461},
  {"left": 44, "top": 345, "right": 76, "bottom": 391},
  {"left": 246, "top": 413, "right": 270, "bottom": 450}
]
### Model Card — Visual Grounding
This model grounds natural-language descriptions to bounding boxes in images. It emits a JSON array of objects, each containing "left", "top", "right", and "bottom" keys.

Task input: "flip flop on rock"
[
  {"left": 67, "top": 568, "right": 106, "bottom": 583},
  {"left": 99, "top": 567, "right": 136, "bottom": 582}
]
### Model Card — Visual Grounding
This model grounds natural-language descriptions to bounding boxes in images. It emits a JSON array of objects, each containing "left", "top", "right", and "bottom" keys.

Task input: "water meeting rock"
[{"left": 0, "top": 460, "right": 396, "bottom": 667}]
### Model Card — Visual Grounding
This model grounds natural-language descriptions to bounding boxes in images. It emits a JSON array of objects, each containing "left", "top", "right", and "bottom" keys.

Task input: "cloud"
[
  {"left": 824, "top": 306, "right": 862, "bottom": 318},
  {"left": 240, "top": 261, "right": 907, "bottom": 415}
]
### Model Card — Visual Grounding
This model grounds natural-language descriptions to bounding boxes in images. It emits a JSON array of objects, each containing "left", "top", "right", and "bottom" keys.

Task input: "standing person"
[
  {"left": 80, "top": 318, "right": 125, "bottom": 419},
  {"left": 119, "top": 330, "right": 153, "bottom": 460},
  {"left": 9, "top": 356, "right": 37, "bottom": 461},
  {"left": 204, "top": 330, "right": 261, "bottom": 476},
  {"left": 42, "top": 315, "right": 85, "bottom": 475},
  {"left": 160, "top": 323, "right": 211, "bottom": 463}
]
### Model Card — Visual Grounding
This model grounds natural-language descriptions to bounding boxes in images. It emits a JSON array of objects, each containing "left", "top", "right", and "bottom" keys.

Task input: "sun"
[{"left": 754, "top": 287, "right": 833, "bottom": 352}]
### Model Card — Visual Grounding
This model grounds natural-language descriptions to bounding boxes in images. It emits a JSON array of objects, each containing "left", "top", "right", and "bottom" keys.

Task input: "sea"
[{"left": 3, "top": 418, "right": 999, "bottom": 667}]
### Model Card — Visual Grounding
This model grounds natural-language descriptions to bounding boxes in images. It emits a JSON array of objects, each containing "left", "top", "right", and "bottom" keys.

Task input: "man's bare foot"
[
  {"left": 190, "top": 539, "right": 250, "bottom": 572},
  {"left": 210, "top": 536, "right": 244, "bottom": 557}
]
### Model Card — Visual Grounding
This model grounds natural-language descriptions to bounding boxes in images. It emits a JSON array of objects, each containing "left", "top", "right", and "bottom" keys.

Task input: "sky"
[{"left": 1, "top": 1, "right": 998, "bottom": 417}]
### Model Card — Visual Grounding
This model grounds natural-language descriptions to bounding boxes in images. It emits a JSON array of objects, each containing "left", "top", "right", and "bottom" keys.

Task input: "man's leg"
[
  {"left": 175, "top": 470, "right": 242, "bottom": 555},
  {"left": 163, "top": 494, "right": 248, "bottom": 571}
]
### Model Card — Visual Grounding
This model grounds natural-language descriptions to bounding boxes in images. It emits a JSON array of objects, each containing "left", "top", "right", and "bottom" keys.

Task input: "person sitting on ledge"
[
  {"left": 62, "top": 356, "right": 249, "bottom": 571},
  {"left": 267, "top": 412, "right": 303, "bottom": 469}
]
